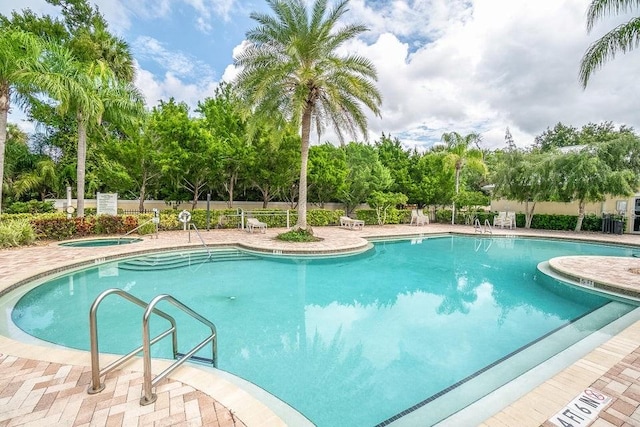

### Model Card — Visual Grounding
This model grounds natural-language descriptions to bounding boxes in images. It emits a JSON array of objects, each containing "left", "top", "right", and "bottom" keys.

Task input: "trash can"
[
  {"left": 602, "top": 214, "right": 613, "bottom": 233},
  {"left": 614, "top": 220, "right": 623, "bottom": 235}
]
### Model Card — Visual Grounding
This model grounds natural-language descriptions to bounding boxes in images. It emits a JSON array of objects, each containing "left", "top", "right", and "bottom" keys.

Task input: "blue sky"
[{"left": 4, "top": 0, "right": 640, "bottom": 150}]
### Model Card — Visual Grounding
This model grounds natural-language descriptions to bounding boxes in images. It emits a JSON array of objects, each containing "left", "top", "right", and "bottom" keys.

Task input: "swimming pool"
[
  {"left": 7, "top": 236, "right": 639, "bottom": 426},
  {"left": 59, "top": 237, "right": 142, "bottom": 247}
]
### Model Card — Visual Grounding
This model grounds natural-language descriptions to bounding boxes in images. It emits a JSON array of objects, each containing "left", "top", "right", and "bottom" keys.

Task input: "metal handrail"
[
  {"left": 119, "top": 218, "right": 158, "bottom": 242},
  {"left": 188, "top": 223, "right": 211, "bottom": 258},
  {"left": 140, "top": 294, "right": 217, "bottom": 405},
  {"left": 87, "top": 288, "right": 177, "bottom": 394},
  {"left": 484, "top": 219, "right": 493, "bottom": 234}
]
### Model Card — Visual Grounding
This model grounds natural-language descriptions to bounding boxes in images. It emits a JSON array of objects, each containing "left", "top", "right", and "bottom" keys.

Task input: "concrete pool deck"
[{"left": 0, "top": 223, "right": 639, "bottom": 426}]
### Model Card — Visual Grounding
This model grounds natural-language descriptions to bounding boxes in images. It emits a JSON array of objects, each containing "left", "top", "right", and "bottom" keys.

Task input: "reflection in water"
[{"left": 11, "top": 236, "right": 632, "bottom": 426}]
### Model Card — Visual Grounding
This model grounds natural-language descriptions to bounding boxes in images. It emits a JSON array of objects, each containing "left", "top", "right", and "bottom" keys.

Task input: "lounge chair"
[
  {"left": 410, "top": 209, "right": 429, "bottom": 226},
  {"left": 493, "top": 211, "right": 507, "bottom": 228},
  {"left": 246, "top": 218, "right": 267, "bottom": 233},
  {"left": 340, "top": 216, "right": 365, "bottom": 230},
  {"left": 504, "top": 212, "right": 516, "bottom": 229}
]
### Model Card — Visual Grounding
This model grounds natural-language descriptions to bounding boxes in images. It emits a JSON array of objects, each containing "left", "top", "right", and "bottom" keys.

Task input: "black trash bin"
[
  {"left": 614, "top": 220, "right": 623, "bottom": 235},
  {"left": 602, "top": 214, "right": 613, "bottom": 233}
]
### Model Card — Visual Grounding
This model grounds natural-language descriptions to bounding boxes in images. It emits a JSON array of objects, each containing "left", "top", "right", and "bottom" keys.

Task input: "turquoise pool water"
[
  {"left": 59, "top": 237, "right": 142, "bottom": 247},
  {"left": 9, "top": 236, "right": 638, "bottom": 426}
]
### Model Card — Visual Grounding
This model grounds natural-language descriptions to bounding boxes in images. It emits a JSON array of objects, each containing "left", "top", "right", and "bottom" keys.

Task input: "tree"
[
  {"left": 493, "top": 148, "right": 555, "bottom": 228},
  {"left": 151, "top": 99, "right": 213, "bottom": 208},
  {"left": 441, "top": 131, "right": 486, "bottom": 224},
  {"left": 32, "top": 0, "right": 142, "bottom": 217},
  {"left": 534, "top": 122, "right": 580, "bottom": 152},
  {"left": 367, "top": 191, "right": 407, "bottom": 225},
  {"left": 375, "top": 133, "right": 412, "bottom": 196},
  {"left": 579, "top": 0, "right": 640, "bottom": 87},
  {"left": 553, "top": 140, "right": 640, "bottom": 231},
  {"left": 248, "top": 126, "right": 301, "bottom": 208},
  {"left": 234, "top": 0, "right": 382, "bottom": 231},
  {"left": 0, "top": 28, "right": 49, "bottom": 213},
  {"left": 197, "top": 84, "right": 251, "bottom": 208},
  {"left": 338, "top": 142, "right": 392, "bottom": 216},
  {"left": 308, "top": 143, "right": 348, "bottom": 207}
]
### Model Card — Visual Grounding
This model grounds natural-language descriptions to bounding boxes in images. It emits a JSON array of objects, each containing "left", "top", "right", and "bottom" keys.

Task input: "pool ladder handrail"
[
  {"left": 188, "top": 223, "right": 212, "bottom": 259},
  {"left": 119, "top": 218, "right": 159, "bottom": 242},
  {"left": 474, "top": 218, "right": 493, "bottom": 234},
  {"left": 87, "top": 288, "right": 217, "bottom": 406}
]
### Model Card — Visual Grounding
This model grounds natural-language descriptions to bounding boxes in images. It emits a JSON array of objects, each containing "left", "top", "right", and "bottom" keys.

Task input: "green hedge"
[{"left": 2, "top": 208, "right": 625, "bottom": 243}]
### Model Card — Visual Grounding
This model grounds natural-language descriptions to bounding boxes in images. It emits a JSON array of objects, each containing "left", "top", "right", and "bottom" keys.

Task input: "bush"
[
  {"left": 276, "top": 229, "right": 322, "bottom": 242},
  {"left": 5, "top": 200, "right": 56, "bottom": 214},
  {"left": 30, "top": 214, "right": 76, "bottom": 240},
  {"left": 0, "top": 218, "right": 36, "bottom": 247}
]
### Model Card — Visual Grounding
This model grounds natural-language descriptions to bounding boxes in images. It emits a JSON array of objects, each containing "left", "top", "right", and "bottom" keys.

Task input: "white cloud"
[
  {"left": 133, "top": 36, "right": 216, "bottom": 80},
  {"left": 135, "top": 64, "right": 219, "bottom": 111}
]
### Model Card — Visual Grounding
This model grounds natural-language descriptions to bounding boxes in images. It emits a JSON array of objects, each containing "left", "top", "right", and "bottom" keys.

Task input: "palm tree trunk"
[
  {"left": 76, "top": 116, "right": 87, "bottom": 218},
  {"left": 0, "top": 82, "right": 9, "bottom": 214},
  {"left": 452, "top": 167, "right": 460, "bottom": 225},
  {"left": 296, "top": 105, "right": 312, "bottom": 230}
]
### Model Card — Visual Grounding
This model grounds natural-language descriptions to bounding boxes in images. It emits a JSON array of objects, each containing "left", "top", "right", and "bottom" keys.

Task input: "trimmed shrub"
[
  {"left": 5, "top": 200, "right": 55, "bottom": 214},
  {"left": 30, "top": 214, "right": 76, "bottom": 240}
]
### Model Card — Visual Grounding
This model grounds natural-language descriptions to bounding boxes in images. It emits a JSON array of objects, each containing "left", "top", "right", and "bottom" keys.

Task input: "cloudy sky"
[{"left": 4, "top": 0, "right": 640, "bottom": 150}]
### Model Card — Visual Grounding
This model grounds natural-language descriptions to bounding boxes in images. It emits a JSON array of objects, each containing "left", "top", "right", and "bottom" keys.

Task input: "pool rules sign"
[{"left": 549, "top": 388, "right": 611, "bottom": 427}]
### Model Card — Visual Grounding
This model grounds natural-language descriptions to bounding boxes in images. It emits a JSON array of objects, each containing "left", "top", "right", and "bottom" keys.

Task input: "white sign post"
[{"left": 96, "top": 193, "right": 118, "bottom": 216}]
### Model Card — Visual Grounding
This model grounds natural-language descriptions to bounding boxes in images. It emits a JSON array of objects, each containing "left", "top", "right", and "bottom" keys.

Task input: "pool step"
[{"left": 118, "top": 250, "right": 260, "bottom": 271}]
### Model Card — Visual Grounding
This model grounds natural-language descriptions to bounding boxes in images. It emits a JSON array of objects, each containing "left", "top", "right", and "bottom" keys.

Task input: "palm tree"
[
  {"left": 233, "top": 0, "right": 382, "bottom": 231},
  {"left": 441, "top": 131, "right": 486, "bottom": 225},
  {"left": 0, "top": 28, "right": 47, "bottom": 213},
  {"left": 45, "top": 4, "right": 141, "bottom": 217},
  {"left": 579, "top": 0, "right": 640, "bottom": 87}
]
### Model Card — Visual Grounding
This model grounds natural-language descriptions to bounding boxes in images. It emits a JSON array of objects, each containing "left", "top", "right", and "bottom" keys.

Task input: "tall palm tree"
[
  {"left": 579, "top": 0, "right": 640, "bottom": 87},
  {"left": 234, "top": 0, "right": 382, "bottom": 231},
  {"left": 441, "top": 131, "right": 486, "bottom": 225},
  {"left": 47, "top": 2, "right": 141, "bottom": 217},
  {"left": 0, "top": 28, "right": 47, "bottom": 213}
]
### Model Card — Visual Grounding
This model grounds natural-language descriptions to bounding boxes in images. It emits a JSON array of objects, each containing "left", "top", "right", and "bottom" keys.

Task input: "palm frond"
[{"left": 579, "top": 17, "right": 640, "bottom": 87}]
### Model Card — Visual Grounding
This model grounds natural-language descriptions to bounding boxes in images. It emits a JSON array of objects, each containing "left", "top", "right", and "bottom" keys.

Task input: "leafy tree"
[
  {"left": 493, "top": 148, "right": 555, "bottom": 228},
  {"left": 98, "top": 116, "right": 162, "bottom": 210},
  {"left": 375, "top": 133, "right": 412, "bottom": 195},
  {"left": 553, "top": 141, "right": 639, "bottom": 231},
  {"left": 338, "top": 142, "right": 392, "bottom": 215},
  {"left": 151, "top": 99, "right": 213, "bottom": 208},
  {"left": 534, "top": 122, "right": 580, "bottom": 151},
  {"left": 248, "top": 126, "right": 301, "bottom": 208},
  {"left": 234, "top": 0, "right": 382, "bottom": 231},
  {"left": 308, "top": 143, "right": 348, "bottom": 207},
  {"left": 441, "top": 131, "right": 486, "bottom": 224},
  {"left": 367, "top": 191, "right": 407, "bottom": 225},
  {"left": 408, "top": 150, "right": 454, "bottom": 208},
  {"left": 579, "top": 0, "right": 640, "bottom": 87},
  {"left": 196, "top": 84, "right": 251, "bottom": 208}
]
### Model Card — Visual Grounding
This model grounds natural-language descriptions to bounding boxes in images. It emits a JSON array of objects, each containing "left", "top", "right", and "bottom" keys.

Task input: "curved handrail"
[
  {"left": 188, "top": 223, "right": 211, "bottom": 259},
  {"left": 141, "top": 294, "right": 217, "bottom": 405},
  {"left": 88, "top": 288, "right": 177, "bottom": 394}
]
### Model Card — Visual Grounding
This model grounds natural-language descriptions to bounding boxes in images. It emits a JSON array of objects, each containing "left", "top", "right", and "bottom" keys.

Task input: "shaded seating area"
[
  {"left": 340, "top": 216, "right": 365, "bottom": 230},
  {"left": 246, "top": 217, "right": 267, "bottom": 233},
  {"left": 410, "top": 209, "right": 429, "bottom": 226}
]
